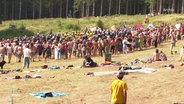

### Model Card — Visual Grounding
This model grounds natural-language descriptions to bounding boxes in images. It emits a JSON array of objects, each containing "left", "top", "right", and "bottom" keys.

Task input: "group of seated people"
[
  {"left": 82, "top": 48, "right": 167, "bottom": 68},
  {"left": 153, "top": 49, "right": 167, "bottom": 61}
]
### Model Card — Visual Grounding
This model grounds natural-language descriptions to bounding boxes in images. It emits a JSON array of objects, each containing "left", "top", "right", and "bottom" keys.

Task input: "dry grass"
[
  {"left": 1, "top": 14, "right": 184, "bottom": 35},
  {"left": 0, "top": 40, "right": 184, "bottom": 104}
]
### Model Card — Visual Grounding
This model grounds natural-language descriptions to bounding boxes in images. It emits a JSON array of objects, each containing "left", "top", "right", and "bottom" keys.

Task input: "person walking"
[{"left": 110, "top": 71, "right": 128, "bottom": 104}]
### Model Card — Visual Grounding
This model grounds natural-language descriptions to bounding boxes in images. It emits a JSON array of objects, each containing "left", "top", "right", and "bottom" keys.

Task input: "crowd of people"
[
  {"left": 0, "top": 22, "right": 184, "bottom": 69},
  {"left": 0, "top": 22, "right": 184, "bottom": 104}
]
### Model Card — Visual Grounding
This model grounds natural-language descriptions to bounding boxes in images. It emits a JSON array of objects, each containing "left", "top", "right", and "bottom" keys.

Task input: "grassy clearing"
[
  {"left": 0, "top": 14, "right": 184, "bottom": 39},
  {"left": 0, "top": 40, "right": 184, "bottom": 104},
  {"left": 0, "top": 14, "right": 184, "bottom": 103}
]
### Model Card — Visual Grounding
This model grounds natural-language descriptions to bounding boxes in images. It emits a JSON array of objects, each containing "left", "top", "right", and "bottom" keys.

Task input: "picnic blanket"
[
  {"left": 93, "top": 71, "right": 118, "bottom": 76},
  {"left": 30, "top": 92, "right": 68, "bottom": 99},
  {"left": 123, "top": 68, "right": 157, "bottom": 74},
  {"left": 88, "top": 67, "right": 156, "bottom": 76}
]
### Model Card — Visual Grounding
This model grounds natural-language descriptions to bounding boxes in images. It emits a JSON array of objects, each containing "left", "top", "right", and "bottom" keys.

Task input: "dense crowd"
[{"left": 0, "top": 23, "right": 184, "bottom": 69}]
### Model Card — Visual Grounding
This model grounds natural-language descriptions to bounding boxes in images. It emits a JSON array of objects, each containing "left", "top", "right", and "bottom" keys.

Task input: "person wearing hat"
[{"left": 110, "top": 71, "right": 128, "bottom": 104}]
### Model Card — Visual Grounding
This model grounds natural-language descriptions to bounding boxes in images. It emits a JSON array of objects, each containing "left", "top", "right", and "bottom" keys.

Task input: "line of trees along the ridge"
[{"left": 0, "top": 0, "right": 184, "bottom": 20}]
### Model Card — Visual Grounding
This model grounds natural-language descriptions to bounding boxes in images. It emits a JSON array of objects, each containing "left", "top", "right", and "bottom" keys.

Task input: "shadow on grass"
[{"left": 0, "top": 28, "right": 34, "bottom": 39}]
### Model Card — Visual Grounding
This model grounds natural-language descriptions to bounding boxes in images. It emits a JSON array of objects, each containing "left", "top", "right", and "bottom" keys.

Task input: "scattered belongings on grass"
[
  {"left": 85, "top": 71, "right": 128, "bottom": 77},
  {"left": 0, "top": 69, "right": 11, "bottom": 74},
  {"left": 14, "top": 75, "right": 22, "bottom": 79},
  {"left": 41, "top": 65, "right": 48, "bottom": 69},
  {"left": 162, "top": 64, "right": 175, "bottom": 69},
  {"left": 5, "top": 74, "right": 42, "bottom": 80},
  {"left": 32, "top": 75, "right": 42, "bottom": 78},
  {"left": 99, "top": 61, "right": 121, "bottom": 66},
  {"left": 30, "top": 92, "right": 68, "bottom": 99},
  {"left": 85, "top": 66, "right": 157, "bottom": 77},
  {"left": 66, "top": 65, "right": 74, "bottom": 69},
  {"left": 49, "top": 66, "right": 60, "bottom": 70},
  {"left": 12, "top": 69, "right": 23, "bottom": 72},
  {"left": 120, "top": 67, "right": 157, "bottom": 74}
]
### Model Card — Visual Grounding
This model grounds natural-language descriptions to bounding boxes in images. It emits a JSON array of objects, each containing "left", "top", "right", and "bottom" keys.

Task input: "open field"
[
  {"left": 0, "top": 14, "right": 184, "bottom": 39},
  {"left": 0, "top": 39, "right": 184, "bottom": 104}
]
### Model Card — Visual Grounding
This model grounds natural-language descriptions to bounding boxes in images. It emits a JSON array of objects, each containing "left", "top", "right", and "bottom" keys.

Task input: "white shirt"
[
  {"left": 23, "top": 48, "right": 31, "bottom": 57},
  {"left": 6, "top": 46, "right": 13, "bottom": 54}
]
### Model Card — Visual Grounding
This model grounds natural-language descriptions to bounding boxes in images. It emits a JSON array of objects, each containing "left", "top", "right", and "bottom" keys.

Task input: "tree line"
[{"left": 0, "top": 0, "right": 184, "bottom": 21}]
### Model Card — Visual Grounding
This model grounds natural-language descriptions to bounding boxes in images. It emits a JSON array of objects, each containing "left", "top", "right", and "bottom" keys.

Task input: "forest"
[{"left": 0, "top": 0, "right": 184, "bottom": 21}]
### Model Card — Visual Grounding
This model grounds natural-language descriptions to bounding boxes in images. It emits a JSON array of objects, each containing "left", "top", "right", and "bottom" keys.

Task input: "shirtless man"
[
  {"left": 14, "top": 44, "right": 23, "bottom": 62},
  {"left": 0, "top": 43, "right": 6, "bottom": 61},
  {"left": 58, "top": 41, "right": 63, "bottom": 59},
  {"left": 110, "top": 39, "right": 116, "bottom": 54},
  {"left": 92, "top": 39, "right": 98, "bottom": 56},
  {"left": 67, "top": 40, "right": 73, "bottom": 59},
  {"left": 29, "top": 43, "right": 36, "bottom": 62},
  {"left": 72, "top": 40, "right": 78, "bottom": 57},
  {"left": 86, "top": 39, "right": 92, "bottom": 56},
  {"left": 97, "top": 38, "right": 103, "bottom": 56},
  {"left": 77, "top": 41, "right": 83, "bottom": 58}
]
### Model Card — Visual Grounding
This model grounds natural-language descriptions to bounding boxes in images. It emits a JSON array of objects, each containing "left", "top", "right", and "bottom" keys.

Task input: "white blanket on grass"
[
  {"left": 123, "top": 68, "right": 156, "bottom": 74},
  {"left": 93, "top": 68, "right": 156, "bottom": 76}
]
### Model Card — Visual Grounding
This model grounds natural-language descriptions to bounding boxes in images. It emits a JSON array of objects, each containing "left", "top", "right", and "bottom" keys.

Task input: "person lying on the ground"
[{"left": 82, "top": 56, "right": 97, "bottom": 68}]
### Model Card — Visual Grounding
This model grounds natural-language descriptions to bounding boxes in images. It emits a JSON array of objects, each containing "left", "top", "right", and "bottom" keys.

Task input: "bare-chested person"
[
  {"left": 92, "top": 39, "right": 98, "bottom": 56},
  {"left": 110, "top": 39, "right": 116, "bottom": 54},
  {"left": 58, "top": 41, "right": 63, "bottom": 59},
  {"left": 42, "top": 41, "right": 47, "bottom": 58},
  {"left": 97, "top": 38, "right": 103, "bottom": 56},
  {"left": 0, "top": 43, "right": 6, "bottom": 61},
  {"left": 86, "top": 39, "right": 92, "bottom": 56},
  {"left": 14, "top": 44, "right": 23, "bottom": 62},
  {"left": 104, "top": 38, "right": 110, "bottom": 53},
  {"left": 72, "top": 40, "right": 78, "bottom": 57},
  {"left": 114, "top": 35, "right": 119, "bottom": 54},
  {"left": 64, "top": 42, "right": 68, "bottom": 59},
  {"left": 35, "top": 41, "right": 43, "bottom": 61},
  {"left": 29, "top": 43, "right": 36, "bottom": 62},
  {"left": 67, "top": 40, "right": 73, "bottom": 59},
  {"left": 77, "top": 41, "right": 83, "bottom": 58}
]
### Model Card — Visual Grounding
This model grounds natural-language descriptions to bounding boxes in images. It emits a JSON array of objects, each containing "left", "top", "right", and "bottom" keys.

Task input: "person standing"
[
  {"left": 14, "top": 44, "right": 23, "bottom": 62},
  {"left": 180, "top": 36, "right": 184, "bottom": 61},
  {"left": 0, "top": 43, "right": 6, "bottom": 61},
  {"left": 110, "top": 71, "right": 128, "bottom": 104},
  {"left": 22, "top": 45, "right": 31, "bottom": 69},
  {"left": 44, "top": 43, "right": 52, "bottom": 62},
  {"left": 6, "top": 43, "right": 13, "bottom": 63},
  {"left": 170, "top": 31, "right": 176, "bottom": 54}
]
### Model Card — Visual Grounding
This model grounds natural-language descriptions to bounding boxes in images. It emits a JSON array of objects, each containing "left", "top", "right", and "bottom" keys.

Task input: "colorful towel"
[{"left": 30, "top": 92, "right": 68, "bottom": 99}]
